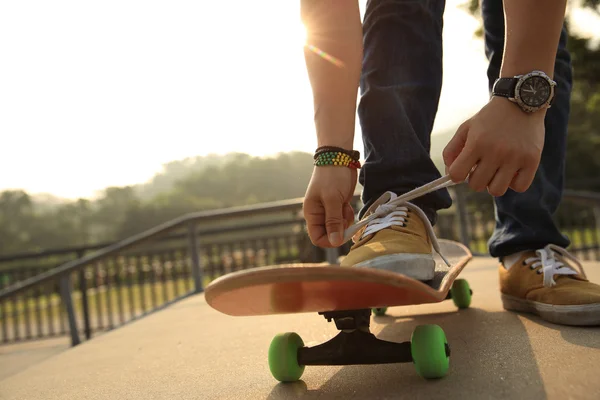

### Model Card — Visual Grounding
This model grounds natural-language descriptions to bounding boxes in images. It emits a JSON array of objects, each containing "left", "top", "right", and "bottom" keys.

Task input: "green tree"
[
  {"left": 112, "top": 152, "right": 315, "bottom": 239},
  {"left": 564, "top": 31, "right": 600, "bottom": 190},
  {"left": 0, "top": 191, "right": 36, "bottom": 254},
  {"left": 92, "top": 186, "right": 141, "bottom": 241}
]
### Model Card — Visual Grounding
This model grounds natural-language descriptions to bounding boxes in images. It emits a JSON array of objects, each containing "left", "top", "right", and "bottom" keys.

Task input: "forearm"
[
  {"left": 501, "top": 0, "right": 567, "bottom": 78},
  {"left": 301, "top": 0, "right": 362, "bottom": 150}
]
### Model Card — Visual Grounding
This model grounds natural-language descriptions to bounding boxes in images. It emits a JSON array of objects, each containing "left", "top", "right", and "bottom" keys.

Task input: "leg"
[
  {"left": 341, "top": 0, "right": 449, "bottom": 277},
  {"left": 357, "top": 0, "right": 451, "bottom": 223},
  {"left": 482, "top": 0, "right": 571, "bottom": 258},
  {"left": 480, "top": 0, "right": 600, "bottom": 327}
]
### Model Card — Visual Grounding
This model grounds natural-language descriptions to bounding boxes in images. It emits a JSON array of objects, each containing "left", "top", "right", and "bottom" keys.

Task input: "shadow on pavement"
[
  {"left": 515, "top": 313, "right": 600, "bottom": 349},
  {"left": 267, "top": 307, "right": 547, "bottom": 399}
]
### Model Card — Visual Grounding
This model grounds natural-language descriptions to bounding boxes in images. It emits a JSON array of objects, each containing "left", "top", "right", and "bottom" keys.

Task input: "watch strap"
[{"left": 492, "top": 78, "right": 518, "bottom": 98}]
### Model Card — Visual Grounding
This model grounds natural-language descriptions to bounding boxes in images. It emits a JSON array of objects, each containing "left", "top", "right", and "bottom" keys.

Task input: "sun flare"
[{"left": 298, "top": 23, "right": 308, "bottom": 46}]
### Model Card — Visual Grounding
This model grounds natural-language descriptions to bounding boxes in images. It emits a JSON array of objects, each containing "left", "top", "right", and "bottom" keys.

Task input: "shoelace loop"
[
  {"left": 343, "top": 175, "right": 458, "bottom": 267},
  {"left": 362, "top": 205, "right": 409, "bottom": 237},
  {"left": 524, "top": 244, "right": 586, "bottom": 287}
]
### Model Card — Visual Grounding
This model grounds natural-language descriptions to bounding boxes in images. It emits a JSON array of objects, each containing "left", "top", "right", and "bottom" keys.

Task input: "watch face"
[{"left": 518, "top": 76, "right": 551, "bottom": 107}]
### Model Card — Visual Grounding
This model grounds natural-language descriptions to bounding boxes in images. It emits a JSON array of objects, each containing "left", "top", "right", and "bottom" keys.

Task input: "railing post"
[
  {"left": 593, "top": 206, "right": 600, "bottom": 260},
  {"left": 453, "top": 185, "right": 471, "bottom": 247},
  {"left": 188, "top": 222, "right": 204, "bottom": 293},
  {"left": 75, "top": 249, "right": 92, "bottom": 341},
  {"left": 59, "top": 274, "right": 80, "bottom": 346},
  {"left": 78, "top": 268, "right": 92, "bottom": 340}
]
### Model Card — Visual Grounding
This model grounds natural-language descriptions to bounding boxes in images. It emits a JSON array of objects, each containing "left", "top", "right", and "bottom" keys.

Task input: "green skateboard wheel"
[
  {"left": 268, "top": 332, "right": 305, "bottom": 382},
  {"left": 411, "top": 324, "right": 450, "bottom": 379},
  {"left": 372, "top": 307, "right": 388, "bottom": 316},
  {"left": 450, "top": 279, "right": 472, "bottom": 309}
]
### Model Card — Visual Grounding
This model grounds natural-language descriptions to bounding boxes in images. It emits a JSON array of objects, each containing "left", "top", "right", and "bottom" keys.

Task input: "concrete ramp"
[{"left": 1, "top": 257, "right": 600, "bottom": 399}]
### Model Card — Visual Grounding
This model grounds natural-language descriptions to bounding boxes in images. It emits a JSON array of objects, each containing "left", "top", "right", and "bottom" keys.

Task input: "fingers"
[
  {"left": 303, "top": 195, "right": 348, "bottom": 248},
  {"left": 322, "top": 194, "right": 345, "bottom": 246},
  {"left": 467, "top": 160, "right": 499, "bottom": 192},
  {"left": 343, "top": 202, "right": 355, "bottom": 230},
  {"left": 303, "top": 166, "right": 357, "bottom": 248},
  {"left": 443, "top": 121, "right": 469, "bottom": 169},
  {"left": 446, "top": 122, "right": 482, "bottom": 184},
  {"left": 303, "top": 198, "right": 329, "bottom": 247},
  {"left": 510, "top": 166, "right": 537, "bottom": 193},
  {"left": 445, "top": 115, "right": 540, "bottom": 195},
  {"left": 487, "top": 165, "right": 518, "bottom": 197},
  {"left": 447, "top": 144, "right": 479, "bottom": 184}
]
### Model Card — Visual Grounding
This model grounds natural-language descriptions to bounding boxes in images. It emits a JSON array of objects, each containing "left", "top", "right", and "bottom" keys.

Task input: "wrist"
[
  {"left": 491, "top": 70, "right": 556, "bottom": 114},
  {"left": 317, "top": 139, "right": 354, "bottom": 149},
  {"left": 314, "top": 146, "right": 361, "bottom": 169},
  {"left": 499, "top": 65, "right": 554, "bottom": 80},
  {"left": 490, "top": 96, "right": 547, "bottom": 119}
]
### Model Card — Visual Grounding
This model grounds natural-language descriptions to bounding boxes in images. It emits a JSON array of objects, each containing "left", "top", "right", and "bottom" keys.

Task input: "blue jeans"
[{"left": 357, "top": 0, "right": 572, "bottom": 258}]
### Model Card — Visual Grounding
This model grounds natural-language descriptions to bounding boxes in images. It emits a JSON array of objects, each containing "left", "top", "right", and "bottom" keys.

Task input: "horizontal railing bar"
[
  {"left": 563, "top": 190, "right": 600, "bottom": 205},
  {"left": 0, "top": 244, "right": 110, "bottom": 264},
  {"left": 1, "top": 219, "right": 306, "bottom": 272},
  {"left": 2, "top": 187, "right": 599, "bottom": 300},
  {"left": 2, "top": 188, "right": 598, "bottom": 265},
  {"left": 0, "top": 196, "right": 356, "bottom": 299},
  {"left": 0, "top": 215, "right": 304, "bottom": 264}
]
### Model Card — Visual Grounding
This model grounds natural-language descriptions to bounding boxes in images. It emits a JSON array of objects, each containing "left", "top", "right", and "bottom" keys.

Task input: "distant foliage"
[
  {"left": 134, "top": 153, "right": 248, "bottom": 201},
  {"left": 0, "top": 152, "right": 315, "bottom": 255}
]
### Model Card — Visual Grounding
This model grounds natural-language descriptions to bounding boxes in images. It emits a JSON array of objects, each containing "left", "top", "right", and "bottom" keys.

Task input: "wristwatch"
[{"left": 492, "top": 70, "right": 557, "bottom": 113}]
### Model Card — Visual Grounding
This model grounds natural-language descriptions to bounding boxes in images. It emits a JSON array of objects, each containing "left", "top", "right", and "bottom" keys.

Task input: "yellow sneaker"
[
  {"left": 499, "top": 245, "right": 600, "bottom": 326},
  {"left": 340, "top": 191, "right": 439, "bottom": 280}
]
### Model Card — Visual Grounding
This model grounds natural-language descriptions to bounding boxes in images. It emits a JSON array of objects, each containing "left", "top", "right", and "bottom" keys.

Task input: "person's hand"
[
  {"left": 303, "top": 166, "right": 357, "bottom": 247},
  {"left": 443, "top": 97, "right": 545, "bottom": 196}
]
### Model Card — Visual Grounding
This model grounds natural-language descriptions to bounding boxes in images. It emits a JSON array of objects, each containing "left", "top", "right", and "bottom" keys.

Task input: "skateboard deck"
[{"left": 205, "top": 239, "right": 472, "bottom": 316}]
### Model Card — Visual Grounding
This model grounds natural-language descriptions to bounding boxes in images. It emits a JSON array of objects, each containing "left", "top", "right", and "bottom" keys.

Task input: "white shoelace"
[
  {"left": 343, "top": 174, "right": 458, "bottom": 267},
  {"left": 524, "top": 244, "right": 586, "bottom": 287},
  {"left": 361, "top": 203, "right": 409, "bottom": 237},
  {"left": 343, "top": 174, "right": 586, "bottom": 279}
]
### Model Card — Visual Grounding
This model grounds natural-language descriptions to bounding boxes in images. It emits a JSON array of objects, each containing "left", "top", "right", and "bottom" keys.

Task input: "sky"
[{"left": 1, "top": 1, "right": 598, "bottom": 200}]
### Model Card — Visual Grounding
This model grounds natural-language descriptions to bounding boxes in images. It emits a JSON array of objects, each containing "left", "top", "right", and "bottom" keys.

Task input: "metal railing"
[
  {"left": 1, "top": 185, "right": 599, "bottom": 347},
  {"left": 454, "top": 186, "right": 600, "bottom": 260},
  {"left": 0, "top": 196, "right": 360, "bottom": 346}
]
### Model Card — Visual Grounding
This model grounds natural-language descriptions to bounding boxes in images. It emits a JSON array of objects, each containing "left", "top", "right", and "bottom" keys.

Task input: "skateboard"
[{"left": 205, "top": 239, "right": 473, "bottom": 381}]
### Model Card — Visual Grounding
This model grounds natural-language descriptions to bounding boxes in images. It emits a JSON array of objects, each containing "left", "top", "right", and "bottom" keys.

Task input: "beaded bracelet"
[
  {"left": 314, "top": 146, "right": 360, "bottom": 161},
  {"left": 313, "top": 150, "right": 361, "bottom": 169}
]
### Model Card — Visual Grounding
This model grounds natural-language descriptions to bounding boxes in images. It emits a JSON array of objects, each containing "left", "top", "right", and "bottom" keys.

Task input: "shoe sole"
[
  {"left": 353, "top": 253, "right": 435, "bottom": 281},
  {"left": 501, "top": 293, "right": 600, "bottom": 326}
]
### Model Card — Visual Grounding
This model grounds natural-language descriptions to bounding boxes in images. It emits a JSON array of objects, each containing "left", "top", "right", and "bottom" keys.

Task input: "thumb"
[
  {"left": 323, "top": 195, "right": 344, "bottom": 247},
  {"left": 443, "top": 120, "right": 469, "bottom": 170}
]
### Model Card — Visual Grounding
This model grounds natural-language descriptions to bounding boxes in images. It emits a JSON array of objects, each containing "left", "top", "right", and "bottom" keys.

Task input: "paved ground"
[
  {"left": 1, "top": 257, "right": 600, "bottom": 400},
  {"left": 0, "top": 337, "right": 71, "bottom": 382}
]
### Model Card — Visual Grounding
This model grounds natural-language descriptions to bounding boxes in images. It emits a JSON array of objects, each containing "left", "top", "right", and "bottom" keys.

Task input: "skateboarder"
[{"left": 300, "top": 0, "right": 600, "bottom": 326}]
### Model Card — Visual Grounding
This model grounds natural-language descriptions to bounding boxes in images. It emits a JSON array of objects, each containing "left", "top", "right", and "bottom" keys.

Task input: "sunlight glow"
[
  {"left": 298, "top": 23, "right": 307, "bottom": 46},
  {"left": 305, "top": 44, "right": 345, "bottom": 67},
  {"left": 0, "top": 0, "right": 521, "bottom": 199}
]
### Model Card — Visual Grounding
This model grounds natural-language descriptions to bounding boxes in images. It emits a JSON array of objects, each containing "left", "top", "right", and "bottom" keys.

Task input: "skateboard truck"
[
  {"left": 289, "top": 281, "right": 471, "bottom": 376},
  {"left": 269, "top": 308, "right": 454, "bottom": 381},
  {"left": 296, "top": 309, "right": 434, "bottom": 367}
]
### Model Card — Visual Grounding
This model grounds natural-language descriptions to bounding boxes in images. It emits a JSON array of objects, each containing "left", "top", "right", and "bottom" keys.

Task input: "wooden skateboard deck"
[{"left": 205, "top": 239, "right": 472, "bottom": 316}]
